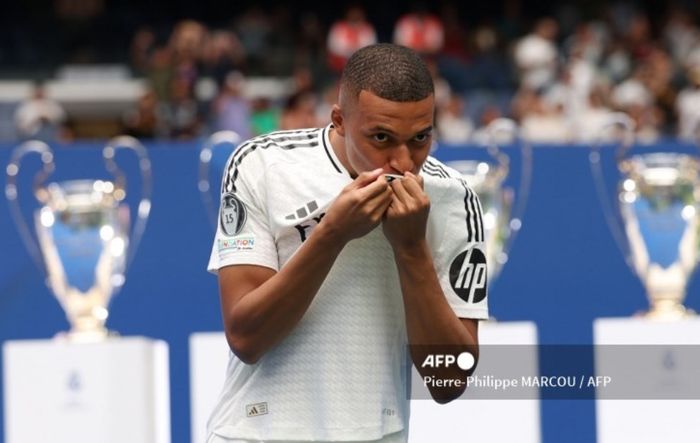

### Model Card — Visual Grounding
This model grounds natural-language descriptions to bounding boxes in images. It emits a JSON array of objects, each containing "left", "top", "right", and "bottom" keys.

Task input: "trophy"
[
  {"left": 442, "top": 118, "right": 532, "bottom": 282},
  {"left": 5, "top": 136, "right": 152, "bottom": 340},
  {"left": 198, "top": 130, "right": 241, "bottom": 228},
  {"left": 590, "top": 113, "right": 699, "bottom": 319}
]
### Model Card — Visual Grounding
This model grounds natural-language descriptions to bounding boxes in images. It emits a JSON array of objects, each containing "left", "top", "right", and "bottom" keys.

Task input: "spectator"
[
  {"left": 130, "top": 26, "right": 157, "bottom": 75},
  {"left": 572, "top": 87, "right": 616, "bottom": 143},
  {"left": 250, "top": 97, "right": 279, "bottom": 135},
  {"left": 513, "top": 86, "right": 570, "bottom": 142},
  {"left": 234, "top": 6, "right": 272, "bottom": 75},
  {"left": 211, "top": 71, "right": 252, "bottom": 139},
  {"left": 393, "top": 5, "right": 444, "bottom": 57},
  {"left": 279, "top": 91, "right": 318, "bottom": 130},
  {"left": 676, "top": 65, "right": 700, "bottom": 140},
  {"left": 611, "top": 67, "right": 663, "bottom": 141},
  {"left": 162, "top": 77, "right": 201, "bottom": 139},
  {"left": 436, "top": 94, "right": 473, "bottom": 144},
  {"left": 122, "top": 89, "right": 163, "bottom": 139},
  {"left": 514, "top": 17, "right": 559, "bottom": 90},
  {"left": 326, "top": 5, "right": 377, "bottom": 74},
  {"left": 14, "top": 84, "right": 69, "bottom": 141},
  {"left": 200, "top": 30, "right": 246, "bottom": 88}
]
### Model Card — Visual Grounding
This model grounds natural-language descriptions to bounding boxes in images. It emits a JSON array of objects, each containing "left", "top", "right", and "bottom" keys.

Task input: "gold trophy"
[
  {"left": 444, "top": 118, "right": 532, "bottom": 282},
  {"left": 5, "top": 136, "right": 152, "bottom": 340},
  {"left": 198, "top": 131, "right": 241, "bottom": 228},
  {"left": 590, "top": 113, "right": 699, "bottom": 319}
]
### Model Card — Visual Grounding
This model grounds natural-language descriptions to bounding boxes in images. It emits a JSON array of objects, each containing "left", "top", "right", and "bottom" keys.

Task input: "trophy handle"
[
  {"left": 103, "top": 135, "right": 152, "bottom": 268},
  {"left": 198, "top": 131, "right": 241, "bottom": 228},
  {"left": 4, "top": 140, "right": 55, "bottom": 271},
  {"left": 589, "top": 112, "right": 637, "bottom": 267},
  {"left": 485, "top": 118, "right": 533, "bottom": 244}
]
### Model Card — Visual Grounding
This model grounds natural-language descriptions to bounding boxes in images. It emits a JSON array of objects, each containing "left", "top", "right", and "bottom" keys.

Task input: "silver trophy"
[
  {"left": 590, "top": 113, "right": 699, "bottom": 319},
  {"left": 198, "top": 130, "right": 241, "bottom": 228},
  {"left": 5, "top": 136, "right": 152, "bottom": 340},
  {"left": 444, "top": 118, "right": 532, "bottom": 282}
]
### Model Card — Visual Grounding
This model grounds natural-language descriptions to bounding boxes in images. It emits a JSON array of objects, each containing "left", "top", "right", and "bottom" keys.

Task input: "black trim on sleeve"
[{"left": 222, "top": 129, "right": 322, "bottom": 193}]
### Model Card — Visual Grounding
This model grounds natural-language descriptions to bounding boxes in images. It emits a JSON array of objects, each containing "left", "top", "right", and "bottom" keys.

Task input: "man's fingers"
[
  {"left": 402, "top": 171, "right": 425, "bottom": 195},
  {"left": 365, "top": 185, "right": 393, "bottom": 212},
  {"left": 390, "top": 179, "right": 412, "bottom": 205},
  {"left": 357, "top": 175, "right": 390, "bottom": 200},
  {"left": 347, "top": 168, "right": 384, "bottom": 190}
]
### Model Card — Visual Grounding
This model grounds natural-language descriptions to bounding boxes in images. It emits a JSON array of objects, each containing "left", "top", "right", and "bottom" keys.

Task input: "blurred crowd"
[{"left": 12, "top": 1, "right": 700, "bottom": 144}]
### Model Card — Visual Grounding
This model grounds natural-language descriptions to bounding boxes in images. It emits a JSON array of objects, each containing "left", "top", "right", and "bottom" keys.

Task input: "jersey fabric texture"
[{"left": 206, "top": 125, "right": 488, "bottom": 442}]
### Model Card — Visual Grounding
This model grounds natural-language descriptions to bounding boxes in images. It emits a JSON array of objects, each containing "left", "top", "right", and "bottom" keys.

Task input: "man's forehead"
[{"left": 353, "top": 90, "right": 434, "bottom": 125}]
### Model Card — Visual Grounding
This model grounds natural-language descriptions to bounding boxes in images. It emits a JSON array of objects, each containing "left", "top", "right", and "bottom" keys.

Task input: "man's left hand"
[{"left": 382, "top": 171, "right": 430, "bottom": 251}]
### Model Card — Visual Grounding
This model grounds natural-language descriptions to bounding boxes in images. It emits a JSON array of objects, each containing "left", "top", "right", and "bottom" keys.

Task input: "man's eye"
[
  {"left": 414, "top": 133, "right": 430, "bottom": 142},
  {"left": 373, "top": 133, "right": 389, "bottom": 142}
]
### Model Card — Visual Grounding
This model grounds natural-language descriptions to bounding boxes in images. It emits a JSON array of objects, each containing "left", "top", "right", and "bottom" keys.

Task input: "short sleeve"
[
  {"left": 430, "top": 177, "right": 489, "bottom": 319},
  {"left": 207, "top": 148, "right": 279, "bottom": 274}
]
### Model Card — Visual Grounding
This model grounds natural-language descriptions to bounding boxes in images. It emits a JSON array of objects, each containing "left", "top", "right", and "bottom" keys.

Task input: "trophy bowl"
[
  {"left": 198, "top": 130, "right": 241, "bottom": 229},
  {"left": 443, "top": 118, "right": 531, "bottom": 283},
  {"left": 5, "top": 137, "right": 152, "bottom": 341},
  {"left": 590, "top": 114, "right": 699, "bottom": 320}
]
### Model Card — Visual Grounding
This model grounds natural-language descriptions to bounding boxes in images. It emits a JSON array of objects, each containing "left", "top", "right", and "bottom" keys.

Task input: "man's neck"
[{"left": 328, "top": 126, "right": 356, "bottom": 177}]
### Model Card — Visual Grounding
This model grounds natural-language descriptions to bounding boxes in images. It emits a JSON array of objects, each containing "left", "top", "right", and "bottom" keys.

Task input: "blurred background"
[
  {"left": 1, "top": 0, "right": 699, "bottom": 143},
  {"left": 1, "top": 1, "right": 700, "bottom": 443}
]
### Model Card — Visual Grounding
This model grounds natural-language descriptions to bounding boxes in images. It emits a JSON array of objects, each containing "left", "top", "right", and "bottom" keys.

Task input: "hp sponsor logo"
[{"left": 449, "top": 248, "right": 487, "bottom": 303}]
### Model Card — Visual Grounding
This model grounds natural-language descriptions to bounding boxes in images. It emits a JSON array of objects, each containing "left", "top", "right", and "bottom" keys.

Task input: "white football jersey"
[{"left": 206, "top": 125, "right": 488, "bottom": 442}]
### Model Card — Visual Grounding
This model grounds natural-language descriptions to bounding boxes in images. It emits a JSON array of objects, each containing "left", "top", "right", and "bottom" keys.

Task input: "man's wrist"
[
  {"left": 393, "top": 239, "right": 430, "bottom": 262},
  {"left": 312, "top": 221, "right": 350, "bottom": 251}
]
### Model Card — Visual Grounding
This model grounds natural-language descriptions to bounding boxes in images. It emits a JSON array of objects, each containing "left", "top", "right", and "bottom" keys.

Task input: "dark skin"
[{"left": 218, "top": 89, "right": 479, "bottom": 403}]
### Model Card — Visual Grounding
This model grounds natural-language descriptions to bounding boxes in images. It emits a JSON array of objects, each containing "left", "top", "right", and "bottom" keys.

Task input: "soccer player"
[{"left": 207, "top": 43, "right": 488, "bottom": 443}]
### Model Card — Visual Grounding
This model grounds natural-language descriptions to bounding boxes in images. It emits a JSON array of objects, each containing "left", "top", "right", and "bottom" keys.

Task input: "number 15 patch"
[{"left": 220, "top": 192, "right": 247, "bottom": 236}]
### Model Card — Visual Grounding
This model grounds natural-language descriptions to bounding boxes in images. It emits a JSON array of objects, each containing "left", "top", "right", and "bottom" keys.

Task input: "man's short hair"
[{"left": 340, "top": 43, "right": 434, "bottom": 103}]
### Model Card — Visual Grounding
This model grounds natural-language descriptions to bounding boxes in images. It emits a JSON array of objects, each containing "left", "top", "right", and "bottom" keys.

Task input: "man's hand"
[
  {"left": 320, "top": 168, "right": 393, "bottom": 244},
  {"left": 382, "top": 171, "right": 430, "bottom": 251}
]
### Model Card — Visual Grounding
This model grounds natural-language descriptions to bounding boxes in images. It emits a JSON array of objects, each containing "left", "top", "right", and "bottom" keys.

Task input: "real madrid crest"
[{"left": 220, "top": 192, "right": 247, "bottom": 236}]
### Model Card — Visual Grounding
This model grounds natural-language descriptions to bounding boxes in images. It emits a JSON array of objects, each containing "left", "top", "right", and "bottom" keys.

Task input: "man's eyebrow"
[
  {"left": 366, "top": 125, "right": 433, "bottom": 135},
  {"left": 367, "top": 125, "right": 398, "bottom": 135}
]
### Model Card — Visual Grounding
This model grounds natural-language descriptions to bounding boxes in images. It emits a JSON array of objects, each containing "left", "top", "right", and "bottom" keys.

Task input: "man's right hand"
[{"left": 319, "top": 168, "right": 393, "bottom": 244}]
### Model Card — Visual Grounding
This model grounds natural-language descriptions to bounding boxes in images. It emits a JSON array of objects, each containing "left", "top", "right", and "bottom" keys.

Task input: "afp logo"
[{"left": 449, "top": 248, "right": 487, "bottom": 303}]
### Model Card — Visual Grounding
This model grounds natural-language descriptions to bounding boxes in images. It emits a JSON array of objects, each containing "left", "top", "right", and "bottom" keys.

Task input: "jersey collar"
[{"left": 322, "top": 124, "right": 351, "bottom": 177}]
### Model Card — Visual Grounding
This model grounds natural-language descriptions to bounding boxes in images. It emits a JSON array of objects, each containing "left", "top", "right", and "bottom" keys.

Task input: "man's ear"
[{"left": 331, "top": 104, "right": 345, "bottom": 136}]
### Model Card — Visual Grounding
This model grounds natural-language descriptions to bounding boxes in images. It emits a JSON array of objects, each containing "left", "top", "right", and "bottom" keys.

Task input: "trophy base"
[
  {"left": 54, "top": 328, "right": 120, "bottom": 343},
  {"left": 637, "top": 304, "right": 696, "bottom": 321}
]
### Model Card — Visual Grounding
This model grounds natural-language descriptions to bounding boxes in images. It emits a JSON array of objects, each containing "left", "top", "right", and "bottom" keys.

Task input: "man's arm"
[
  {"left": 218, "top": 169, "right": 393, "bottom": 364},
  {"left": 383, "top": 172, "right": 480, "bottom": 403}
]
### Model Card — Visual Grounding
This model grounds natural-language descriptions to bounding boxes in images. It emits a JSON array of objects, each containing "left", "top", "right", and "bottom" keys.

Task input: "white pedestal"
[
  {"left": 409, "top": 321, "right": 541, "bottom": 443},
  {"left": 189, "top": 324, "right": 541, "bottom": 443},
  {"left": 3, "top": 336, "right": 170, "bottom": 443},
  {"left": 594, "top": 317, "right": 700, "bottom": 443},
  {"left": 189, "top": 332, "right": 230, "bottom": 443}
]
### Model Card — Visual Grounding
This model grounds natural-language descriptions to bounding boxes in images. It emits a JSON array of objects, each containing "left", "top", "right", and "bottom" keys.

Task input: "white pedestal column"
[
  {"left": 594, "top": 317, "right": 700, "bottom": 443},
  {"left": 409, "top": 321, "right": 541, "bottom": 443},
  {"left": 189, "top": 332, "right": 230, "bottom": 443},
  {"left": 3, "top": 336, "right": 170, "bottom": 443}
]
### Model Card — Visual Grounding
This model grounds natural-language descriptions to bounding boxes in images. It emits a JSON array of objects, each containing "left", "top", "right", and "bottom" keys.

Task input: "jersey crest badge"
[{"left": 220, "top": 192, "right": 247, "bottom": 236}]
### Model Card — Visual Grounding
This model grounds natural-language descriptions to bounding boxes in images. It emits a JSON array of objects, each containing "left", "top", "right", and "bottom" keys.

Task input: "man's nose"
[{"left": 388, "top": 144, "right": 414, "bottom": 173}]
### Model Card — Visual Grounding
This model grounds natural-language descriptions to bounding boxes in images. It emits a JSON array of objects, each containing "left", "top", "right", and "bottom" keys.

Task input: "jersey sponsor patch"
[
  {"left": 220, "top": 192, "right": 247, "bottom": 236},
  {"left": 246, "top": 402, "right": 268, "bottom": 417},
  {"left": 217, "top": 235, "right": 255, "bottom": 253},
  {"left": 449, "top": 248, "right": 487, "bottom": 303}
]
